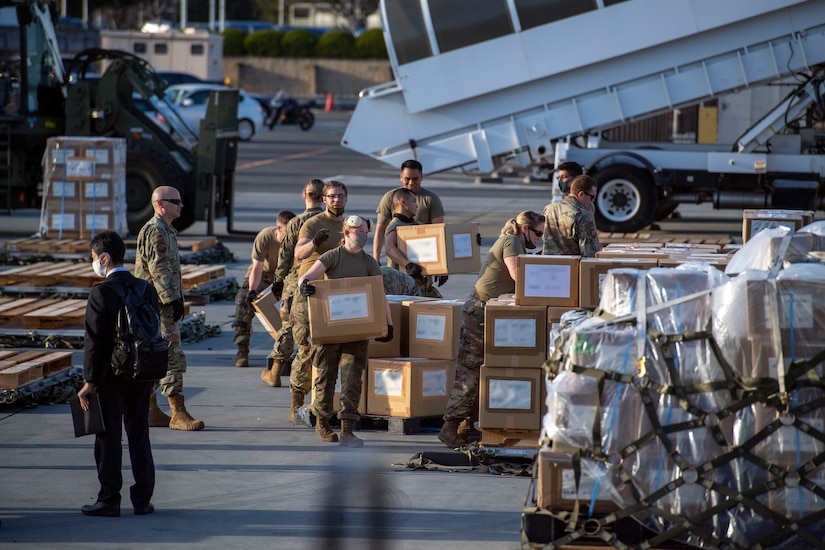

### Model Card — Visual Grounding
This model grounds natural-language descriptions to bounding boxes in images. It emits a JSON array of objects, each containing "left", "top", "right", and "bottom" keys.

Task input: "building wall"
[{"left": 223, "top": 57, "right": 392, "bottom": 99}]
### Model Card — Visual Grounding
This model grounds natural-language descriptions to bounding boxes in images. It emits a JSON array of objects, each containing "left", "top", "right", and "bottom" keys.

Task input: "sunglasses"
[
  {"left": 161, "top": 198, "right": 183, "bottom": 206},
  {"left": 583, "top": 191, "right": 596, "bottom": 200},
  {"left": 529, "top": 227, "right": 543, "bottom": 238}
]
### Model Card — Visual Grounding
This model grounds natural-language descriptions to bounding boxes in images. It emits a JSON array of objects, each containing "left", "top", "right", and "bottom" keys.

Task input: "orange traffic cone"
[{"left": 324, "top": 92, "right": 334, "bottom": 112}]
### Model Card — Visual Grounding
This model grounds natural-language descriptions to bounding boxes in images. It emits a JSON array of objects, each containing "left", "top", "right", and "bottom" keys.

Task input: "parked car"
[{"left": 164, "top": 84, "right": 263, "bottom": 141}]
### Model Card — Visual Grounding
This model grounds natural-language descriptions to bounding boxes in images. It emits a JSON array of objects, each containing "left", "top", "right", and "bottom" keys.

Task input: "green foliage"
[
  {"left": 281, "top": 29, "right": 318, "bottom": 58},
  {"left": 315, "top": 29, "right": 356, "bottom": 59},
  {"left": 222, "top": 29, "right": 248, "bottom": 56},
  {"left": 354, "top": 28, "right": 388, "bottom": 59},
  {"left": 244, "top": 30, "right": 285, "bottom": 57}
]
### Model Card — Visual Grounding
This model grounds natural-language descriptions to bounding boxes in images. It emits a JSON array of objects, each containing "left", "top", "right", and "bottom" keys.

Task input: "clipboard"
[{"left": 69, "top": 393, "right": 106, "bottom": 437}]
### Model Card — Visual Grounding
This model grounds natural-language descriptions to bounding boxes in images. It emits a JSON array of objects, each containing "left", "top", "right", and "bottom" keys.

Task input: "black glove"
[
  {"left": 375, "top": 325, "right": 394, "bottom": 343},
  {"left": 405, "top": 262, "right": 424, "bottom": 279},
  {"left": 170, "top": 298, "right": 185, "bottom": 322},
  {"left": 312, "top": 228, "right": 330, "bottom": 247},
  {"left": 271, "top": 280, "right": 284, "bottom": 300},
  {"left": 300, "top": 279, "right": 315, "bottom": 297},
  {"left": 476, "top": 233, "right": 482, "bottom": 246},
  {"left": 436, "top": 275, "right": 449, "bottom": 287},
  {"left": 247, "top": 288, "right": 258, "bottom": 304}
]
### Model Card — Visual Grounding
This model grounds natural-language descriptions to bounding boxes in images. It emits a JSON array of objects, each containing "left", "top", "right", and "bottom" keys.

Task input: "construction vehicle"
[
  {"left": 342, "top": 0, "right": 825, "bottom": 233},
  {"left": 0, "top": 0, "right": 237, "bottom": 233}
]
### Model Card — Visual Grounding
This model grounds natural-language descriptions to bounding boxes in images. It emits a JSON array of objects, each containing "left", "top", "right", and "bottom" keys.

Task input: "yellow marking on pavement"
[{"left": 236, "top": 147, "right": 333, "bottom": 171}]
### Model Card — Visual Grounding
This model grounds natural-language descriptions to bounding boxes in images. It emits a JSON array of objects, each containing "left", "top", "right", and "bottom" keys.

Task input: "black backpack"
[{"left": 111, "top": 279, "right": 169, "bottom": 381}]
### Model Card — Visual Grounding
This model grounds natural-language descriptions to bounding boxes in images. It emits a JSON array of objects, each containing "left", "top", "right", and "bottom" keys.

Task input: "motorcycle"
[{"left": 266, "top": 98, "right": 315, "bottom": 131}]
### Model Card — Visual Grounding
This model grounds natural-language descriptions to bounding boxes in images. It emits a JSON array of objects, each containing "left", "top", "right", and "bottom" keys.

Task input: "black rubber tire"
[
  {"left": 238, "top": 118, "right": 255, "bottom": 141},
  {"left": 592, "top": 165, "right": 658, "bottom": 233},
  {"left": 125, "top": 143, "right": 194, "bottom": 234},
  {"left": 298, "top": 111, "right": 314, "bottom": 131}
]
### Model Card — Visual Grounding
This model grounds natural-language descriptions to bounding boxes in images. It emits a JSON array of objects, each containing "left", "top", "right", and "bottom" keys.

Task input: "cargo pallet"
[
  {"left": 3, "top": 236, "right": 219, "bottom": 255},
  {"left": 0, "top": 350, "right": 74, "bottom": 390},
  {"left": 357, "top": 414, "right": 444, "bottom": 435},
  {"left": 0, "top": 297, "right": 195, "bottom": 329}
]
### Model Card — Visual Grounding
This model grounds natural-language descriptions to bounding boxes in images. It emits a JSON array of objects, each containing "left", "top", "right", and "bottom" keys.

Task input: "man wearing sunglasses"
[
  {"left": 541, "top": 175, "right": 601, "bottom": 257},
  {"left": 135, "top": 186, "right": 205, "bottom": 431}
]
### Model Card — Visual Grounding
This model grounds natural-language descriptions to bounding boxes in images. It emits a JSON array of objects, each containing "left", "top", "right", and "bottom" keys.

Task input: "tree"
[{"left": 328, "top": 1, "right": 380, "bottom": 30}]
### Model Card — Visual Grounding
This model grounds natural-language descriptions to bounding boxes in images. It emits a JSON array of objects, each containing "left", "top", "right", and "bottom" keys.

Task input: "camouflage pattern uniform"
[
  {"left": 312, "top": 340, "right": 369, "bottom": 421},
  {"left": 232, "top": 268, "right": 274, "bottom": 351},
  {"left": 272, "top": 207, "right": 323, "bottom": 365},
  {"left": 380, "top": 265, "right": 421, "bottom": 296},
  {"left": 541, "top": 196, "right": 600, "bottom": 257},
  {"left": 384, "top": 217, "right": 442, "bottom": 298},
  {"left": 442, "top": 293, "right": 485, "bottom": 421},
  {"left": 135, "top": 213, "right": 186, "bottom": 397}
]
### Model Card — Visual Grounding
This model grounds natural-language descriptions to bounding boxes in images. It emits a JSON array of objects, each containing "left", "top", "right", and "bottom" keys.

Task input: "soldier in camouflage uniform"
[
  {"left": 260, "top": 179, "right": 325, "bottom": 396},
  {"left": 298, "top": 215, "right": 393, "bottom": 447},
  {"left": 232, "top": 210, "right": 296, "bottom": 369},
  {"left": 135, "top": 186, "right": 204, "bottom": 431},
  {"left": 380, "top": 265, "right": 421, "bottom": 296},
  {"left": 289, "top": 181, "right": 349, "bottom": 429},
  {"left": 439, "top": 211, "right": 546, "bottom": 448},
  {"left": 541, "top": 175, "right": 600, "bottom": 257}
]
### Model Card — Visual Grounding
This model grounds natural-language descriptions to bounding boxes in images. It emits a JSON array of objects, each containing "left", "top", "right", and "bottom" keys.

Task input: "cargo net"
[{"left": 541, "top": 227, "right": 825, "bottom": 549}]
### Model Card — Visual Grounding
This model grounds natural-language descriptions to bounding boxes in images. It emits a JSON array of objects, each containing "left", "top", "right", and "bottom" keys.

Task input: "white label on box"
[
  {"left": 51, "top": 182, "right": 76, "bottom": 198},
  {"left": 51, "top": 213, "right": 76, "bottom": 229},
  {"left": 84, "top": 182, "right": 110, "bottom": 198},
  {"left": 328, "top": 292, "right": 369, "bottom": 321},
  {"left": 780, "top": 293, "right": 814, "bottom": 329},
  {"left": 597, "top": 272, "right": 608, "bottom": 298},
  {"left": 50, "top": 148, "right": 77, "bottom": 164},
  {"left": 488, "top": 378, "right": 533, "bottom": 409},
  {"left": 422, "top": 369, "right": 447, "bottom": 397},
  {"left": 561, "top": 469, "right": 612, "bottom": 501},
  {"left": 374, "top": 370, "right": 403, "bottom": 397},
  {"left": 66, "top": 159, "right": 94, "bottom": 178},
  {"left": 751, "top": 220, "right": 797, "bottom": 236},
  {"left": 493, "top": 318, "right": 536, "bottom": 347},
  {"left": 452, "top": 233, "right": 473, "bottom": 258},
  {"left": 415, "top": 314, "right": 446, "bottom": 341},
  {"left": 524, "top": 264, "right": 571, "bottom": 298},
  {"left": 86, "top": 148, "right": 109, "bottom": 164},
  {"left": 85, "top": 214, "right": 110, "bottom": 229},
  {"left": 407, "top": 237, "right": 439, "bottom": 263}
]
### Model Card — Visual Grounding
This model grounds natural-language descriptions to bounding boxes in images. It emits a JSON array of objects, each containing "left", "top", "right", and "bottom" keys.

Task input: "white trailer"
[{"left": 342, "top": 0, "right": 825, "bottom": 232}]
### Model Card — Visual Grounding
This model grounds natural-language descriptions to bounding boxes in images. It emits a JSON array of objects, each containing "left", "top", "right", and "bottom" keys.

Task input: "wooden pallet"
[
  {"left": 598, "top": 232, "right": 734, "bottom": 245},
  {"left": 0, "top": 262, "right": 226, "bottom": 289},
  {"left": 480, "top": 428, "right": 541, "bottom": 448},
  {"left": 4, "top": 236, "right": 220, "bottom": 255},
  {"left": 123, "top": 236, "right": 220, "bottom": 252},
  {"left": 0, "top": 298, "right": 63, "bottom": 325},
  {"left": 0, "top": 350, "right": 76, "bottom": 389},
  {"left": 22, "top": 299, "right": 87, "bottom": 329},
  {"left": 357, "top": 414, "right": 443, "bottom": 435}
]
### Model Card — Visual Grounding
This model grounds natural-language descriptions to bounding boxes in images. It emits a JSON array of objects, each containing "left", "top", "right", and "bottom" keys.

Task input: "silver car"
[{"left": 164, "top": 84, "right": 264, "bottom": 141}]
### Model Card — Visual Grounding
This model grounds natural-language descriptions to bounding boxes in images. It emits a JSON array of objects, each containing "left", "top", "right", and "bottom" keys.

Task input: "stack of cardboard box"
[{"left": 40, "top": 137, "right": 127, "bottom": 238}]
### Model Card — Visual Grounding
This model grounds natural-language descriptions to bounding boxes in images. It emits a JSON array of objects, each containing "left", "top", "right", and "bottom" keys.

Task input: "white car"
[{"left": 164, "top": 84, "right": 263, "bottom": 141}]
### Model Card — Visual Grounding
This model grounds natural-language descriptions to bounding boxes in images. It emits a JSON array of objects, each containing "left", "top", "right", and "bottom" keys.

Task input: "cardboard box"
[
  {"left": 742, "top": 209, "right": 805, "bottom": 242},
  {"left": 407, "top": 299, "right": 463, "bottom": 360},
  {"left": 308, "top": 276, "right": 387, "bottom": 344},
  {"left": 594, "top": 250, "right": 672, "bottom": 260},
  {"left": 311, "top": 364, "right": 367, "bottom": 415},
  {"left": 483, "top": 302, "right": 547, "bottom": 368},
  {"left": 252, "top": 284, "right": 282, "bottom": 339},
  {"left": 479, "top": 365, "right": 543, "bottom": 430},
  {"left": 547, "top": 306, "right": 582, "bottom": 326},
  {"left": 515, "top": 255, "right": 579, "bottom": 308},
  {"left": 578, "top": 258, "right": 658, "bottom": 309},
  {"left": 366, "top": 358, "right": 454, "bottom": 417},
  {"left": 369, "top": 299, "right": 402, "bottom": 358},
  {"left": 386, "top": 295, "right": 436, "bottom": 356},
  {"left": 396, "top": 222, "right": 481, "bottom": 275},
  {"left": 536, "top": 448, "right": 619, "bottom": 513}
]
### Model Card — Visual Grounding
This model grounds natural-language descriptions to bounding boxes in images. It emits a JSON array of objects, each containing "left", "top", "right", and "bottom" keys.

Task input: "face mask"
[
  {"left": 351, "top": 232, "right": 368, "bottom": 249},
  {"left": 92, "top": 255, "right": 108, "bottom": 277},
  {"left": 327, "top": 205, "right": 345, "bottom": 217},
  {"left": 523, "top": 231, "right": 537, "bottom": 250}
]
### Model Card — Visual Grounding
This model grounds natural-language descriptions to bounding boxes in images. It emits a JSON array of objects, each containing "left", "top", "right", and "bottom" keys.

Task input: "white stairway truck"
[{"left": 342, "top": 0, "right": 825, "bottom": 232}]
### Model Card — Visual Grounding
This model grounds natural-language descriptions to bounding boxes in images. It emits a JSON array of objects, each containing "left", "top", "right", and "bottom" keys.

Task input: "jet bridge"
[{"left": 342, "top": 0, "right": 825, "bottom": 174}]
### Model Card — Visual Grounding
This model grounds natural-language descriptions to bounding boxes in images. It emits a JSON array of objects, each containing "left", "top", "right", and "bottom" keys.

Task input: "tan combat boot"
[
  {"left": 260, "top": 358, "right": 282, "bottom": 387},
  {"left": 148, "top": 392, "right": 171, "bottom": 427},
  {"left": 315, "top": 416, "right": 338, "bottom": 442},
  {"left": 438, "top": 419, "right": 467, "bottom": 449},
  {"left": 289, "top": 390, "right": 305, "bottom": 425},
  {"left": 457, "top": 416, "right": 481, "bottom": 439},
  {"left": 339, "top": 419, "right": 364, "bottom": 448},
  {"left": 168, "top": 395, "right": 205, "bottom": 431},
  {"left": 234, "top": 349, "right": 249, "bottom": 368}
]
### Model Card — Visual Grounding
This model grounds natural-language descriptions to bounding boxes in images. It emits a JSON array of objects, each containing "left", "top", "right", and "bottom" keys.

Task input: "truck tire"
[
  {"left": 126, "top": 144, "right": 194, "bottom": 234},
  {"left": 238, "top": 118, "right": 255, "bottom": 141},
  {"left": 592, "top": 165, "right": 658, "bottom": 233}
]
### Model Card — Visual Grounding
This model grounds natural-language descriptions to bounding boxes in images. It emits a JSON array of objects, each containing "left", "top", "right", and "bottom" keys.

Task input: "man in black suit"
[{"left": 77, "top": 231, "right": 156, "bottom": 517}]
